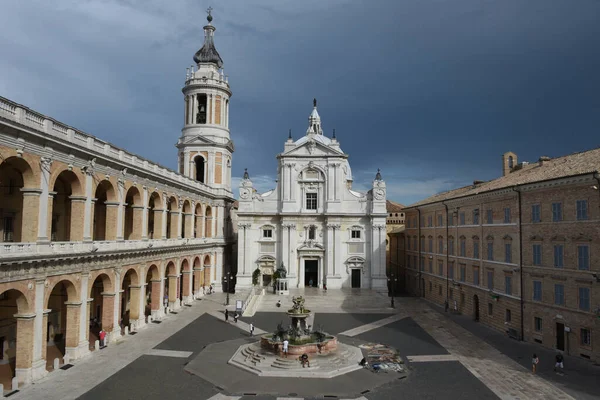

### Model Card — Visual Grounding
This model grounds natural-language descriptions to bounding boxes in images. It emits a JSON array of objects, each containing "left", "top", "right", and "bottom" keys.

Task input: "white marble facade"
[{"left": 236, "top": 101, "right": 387, "bottom": 290}]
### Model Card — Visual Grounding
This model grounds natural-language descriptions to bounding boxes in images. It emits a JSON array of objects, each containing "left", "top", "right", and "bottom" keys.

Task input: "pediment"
[
  {"left": 180, "top": 135, "right": 218, "bottom": 146},
  {"left": 282, "top": 139, "right": 344, "bottom": 157}
]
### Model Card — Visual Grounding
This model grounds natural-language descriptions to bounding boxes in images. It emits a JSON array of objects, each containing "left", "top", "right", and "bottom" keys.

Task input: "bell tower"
[{"left": 177, "top": 7, "right": 233, "bottom": 192}]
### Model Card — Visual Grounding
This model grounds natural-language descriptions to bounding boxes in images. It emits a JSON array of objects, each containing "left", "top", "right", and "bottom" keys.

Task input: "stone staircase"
[{"left": 228, "top": 341, "right": 363, "bottom": 378}]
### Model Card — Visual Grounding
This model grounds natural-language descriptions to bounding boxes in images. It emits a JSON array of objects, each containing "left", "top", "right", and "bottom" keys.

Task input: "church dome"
[{"left": 193, "top": 12, "right": 224, "bottom": 68}]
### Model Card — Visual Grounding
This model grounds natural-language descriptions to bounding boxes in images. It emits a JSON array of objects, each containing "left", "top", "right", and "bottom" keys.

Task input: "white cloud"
[{"left": 231, "top": 174, "right": 277, "bottom": 199}]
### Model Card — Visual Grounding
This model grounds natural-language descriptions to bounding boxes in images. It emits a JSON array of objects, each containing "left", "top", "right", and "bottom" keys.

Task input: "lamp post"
[
  {"left": 223, "top": 271, "right": 232, "bottom": 306},
  {"left": 388, "top": 273, "right": 397, "bottom": 308}
]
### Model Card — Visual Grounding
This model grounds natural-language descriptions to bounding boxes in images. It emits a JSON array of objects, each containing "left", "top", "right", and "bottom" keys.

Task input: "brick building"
[
  {"left": 400, "top": 150, "right": 600, "bottom": 363},
  {"left": 0, "top": 12, "right": 234, "bottom": 388},
  {"left": 386, "top": 200, "right": 405, "bottom": 286}
]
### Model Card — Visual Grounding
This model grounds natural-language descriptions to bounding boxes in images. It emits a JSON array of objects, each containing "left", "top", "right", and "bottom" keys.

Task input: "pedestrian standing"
[
  {"left": 99, "top": 329, "right": 106, "bottom": 347},
  {"left": 202, "top": 284, "right": 205, "bottom": 295},
  {"left": 234, "top": 312, "right": 238, "bottom": 323},
  {"left": 249, "top": 322, "right": 254, "bottom": 336},
  {"left": 225, "top": 309, "right": 229, "bottom": 322},
  {"left": 282, "top": 339, "right": 289, "bottom": 358},
  {"left": 554, "top": 353, "right": 564, "bottom": 372},
  {"left": 532, "top": 353, "right": 539, "bottom": 374}
]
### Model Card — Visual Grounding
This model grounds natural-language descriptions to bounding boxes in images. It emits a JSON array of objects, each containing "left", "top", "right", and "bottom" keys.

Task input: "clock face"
[
  {"left": 240, "top": 188, "right": 250, "bottom": 199},
  {"left": 374, "top": 189, "right": 385, "bottom": 200}
]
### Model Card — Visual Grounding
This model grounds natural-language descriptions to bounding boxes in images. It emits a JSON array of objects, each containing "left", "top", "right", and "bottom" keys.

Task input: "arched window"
[
  {"left": 194, "top": 156, "right": 205, "bottom": 183},
  {"left": 508, "top": 156, "right": 514, "bottom": 168}
]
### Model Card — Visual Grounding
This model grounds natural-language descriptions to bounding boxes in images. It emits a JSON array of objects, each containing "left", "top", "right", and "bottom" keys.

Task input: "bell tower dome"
[{"left": 177, "top": 7, "right": 233, "bottom": 193}]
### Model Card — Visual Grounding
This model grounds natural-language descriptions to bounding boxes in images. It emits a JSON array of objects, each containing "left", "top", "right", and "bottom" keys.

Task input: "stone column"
[
  {"left": 21, "top": 189, "right": 41, "bottom": 242},
  {"left": 104, "top": 202, "right": 119, "bottom": 241},
  {"left": 111, "top": 270, "right": 122, "bottom": 341},
  {"left": 188, "top": 201, "right": 196, "bottom": 238},
  {"left": 167, "top": 275, "right": 178, "bottom": 309},
  {"left": 327, "top": 164, "right": 334, "bottom": 201},
  {"left": 14, "top": 313, "right": 35, "bottom": 384},
  {"left": 100, "top": 293, "right": 115, "bottom": 332},
  {"left": 211, "top": 210, "right": 217, "bottom": 239},
  {"left": 77, "top": 274, "right": 90, "bottom": 358},
  {"left": 141, "top": 186, "right": 149, "bottom": 240},
  {"left": 137, "top": 280, "right": 146, "bottom": 328},
  {"left": 150, "top": 280, "right": 162, "bottom": 319},
  {"left": 128, "top": 286, "right": 141, "bottom": 322},
  {"left": 131, "top": 206, "right": 144, "bottom": 240},
  {"left": 64, "top": 302, "right": 81, "bottom": 359},
  {"left": 214, "top": 251, "right": 223, "bottom": 287},
  {"left": 182, "top": 271, "right": 191, "bottom": 302},
  {"left": 46, "top": 192, "right": 55, "bottom": 241},
  {"left": 288, "top": 225, "right": 297, "bottom": 279},
  {"left": 207, "top": 152, "right": 214, "bottom": 186},
  {"left": 83, "top": 171, "right": 94, "bottom": 241},
  {"left": 216, "top": 204, "right": 224, "bottom": 238},
  {"left": 31, "top": 279, "right": 47, "bottom": 381},
  {"left": 161, "top": 195, "right": 168, "bottom": 239},
  {"left": 195, "top": 212, "right": 203, "bottom": 239},
  {"left": 183, "top": 151, "right": 190, "bottom": 177},
  {"left": 334, "top": 225, "right": 342, "bottom": 277},
  {"left": 193, "top": 268, "right": 203, "bottom": 297},
  {"left": 152, "top": 209, "right": 163, "bottom": 240},
  {"left": 116, "top": 179, "right": 125, "bottom": 240},
  {"left": 281, "top": 224, "right": 289, "bottom": 271},
  {"left": 37, "top": 157, "right": 52, "bottom": 242},
  {"left": 201, "top": 215, "right": 207, "bottom": 238},
  {"left": 326, "top": 224, "right": 335, "bottom": 277},
  {"left": 68, "top": 196, "right": 86, "bottom": 241}
]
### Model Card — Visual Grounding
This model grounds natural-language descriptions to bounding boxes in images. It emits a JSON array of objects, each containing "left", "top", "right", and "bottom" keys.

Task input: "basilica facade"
[
  {"left": 236, "top": 101, "right": 388, "bottom": 290},
  {"left": 0, "top": 11, "right": 233, "bottom": 387}
]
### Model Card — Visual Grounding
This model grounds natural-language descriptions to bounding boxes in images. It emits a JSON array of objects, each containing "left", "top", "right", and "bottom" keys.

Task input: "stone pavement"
[
  {"left": 400, "top": 298, "right": 575, "bottom": 400},
  {"left": 12, "top": 291, "right": 248, "bottom": 400},
  {"left": 10, "top": 288, "right": 589, "bottom": 400}
]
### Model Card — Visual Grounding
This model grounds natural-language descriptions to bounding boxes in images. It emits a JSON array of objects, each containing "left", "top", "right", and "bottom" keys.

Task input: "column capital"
[
  {"left": 13, "top": 313, "right": 36, "bottom": 320},
  {"left": 20, "top": 188, "right": 42, "bottom": 196},
  {"left": 327, "top": 224, "right": 341, "bottom": 230},
  {"left": 40, "top": 157, "right": 53, "bottom": 172}
]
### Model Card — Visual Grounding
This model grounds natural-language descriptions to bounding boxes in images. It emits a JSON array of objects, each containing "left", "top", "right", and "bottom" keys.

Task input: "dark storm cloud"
[{"left": 1, "top": 0, "right": 599, "bottom": 204}]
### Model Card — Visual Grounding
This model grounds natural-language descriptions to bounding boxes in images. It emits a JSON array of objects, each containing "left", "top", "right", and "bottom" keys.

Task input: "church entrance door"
[
  {"left": 351, "top": 269, "right": 361, "bottom": 288},
  {"left": 304, "top": 260, "right": 318, "bottom": 287}
]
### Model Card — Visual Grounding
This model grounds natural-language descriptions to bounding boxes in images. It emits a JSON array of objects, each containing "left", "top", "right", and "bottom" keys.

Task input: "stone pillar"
[
  {"left": 153, "top": 209, "right": 163, "bottom": 240},
  {"left": 83, "top": 171, "right": 94, "bottom": 241},
  {"left": 195, "top": 213, "right": 203, "bottom": 239},
  {"left": 207, "top": 152, "right": 214, "bottom": 186},
  {"left": 161, "top": 195, "right": 168, "bottom": 239},
  {"left": 46, "top": 192, "right": 55, "bottom": 241},
  {"left": 182, "top": 271, "right": 192, "bottom": 302},
  {"left": 193, "top": 269, "right": 202, "bottom": 296},
  {"left": 334, "top": 226, "right": 342, "bottom": 277},
  {"left": 289, "top": 225, "right": 297, "bottom": 279},
  {"left": 131, "top": 206, "right": 144, "bottom": 240},
  {"left": 214, "top": 251, "right": 223, "bottom": 287},
  {"left": 64, "top": 302, "right": 81, "bottom": 359},
  {"left": 216, "top": 205, "right": 224, "bottom": 238},
  {"left": 326, "top": 224, "right": 335, "bottom": 278},
  {"left": 104, "top": 202, "right": 119, "bottom": 241},
  {"left": 175, "top": 209, "right": 183, "bottom": 239},
  {"left": 185, "top": 213, "right": 193, "bottom": 239},
  {"left": 101, "top": 293, "right": 115, "bottom": 332},
  {"left": 211, "top": 211, "right": 217, "bottom": 239},
  {"left": 201, "top": 216, "right": 207, "bottom": 238},
  {"left": 77, "top": 274, "right": 90, "bottom": 358},
  {"left": 281, "top": 224, "right": 290, "bottom": 271},
  {"left": 150, "top": 280, "right": 162, "bottom": 318},
  {"left": 31, "top": 279, "right": 47, "bottom": 381},
  {"left": 167, "top": 275, "right": 178, "bottom": 309},
  {"left": 141, "top": 186, "right": 149, "bottom": 240},
  {"left": 116, "top": 179, "right": 125, "bottom": 240},
  {"left": 21, "top": 189, "right": 41, "bottom": 242},
  {"left": 69, "top": 196, "right": 86, "bottom": 241},
  {"left": 14, "top": 313, "right": 35, "bottom": 384},
  {"left": 183, "top": 151, "right": 190, "bottom": 177},
  {"left": 137, "top": 280, "right": 146, "bottom": 328},
  {"left": 128, "top": 286, "right": 141, "bottom": 321},
  {"left": 37, "top": 157, "right": 52, "bottom": 242}
]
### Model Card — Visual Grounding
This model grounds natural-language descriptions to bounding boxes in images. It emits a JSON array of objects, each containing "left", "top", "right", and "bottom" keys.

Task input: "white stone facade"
[{"left": 236, "top": 102, "right": 387, "bottom": 290}]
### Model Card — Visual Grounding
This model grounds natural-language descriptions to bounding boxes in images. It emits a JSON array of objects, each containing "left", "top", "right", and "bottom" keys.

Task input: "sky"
[{"left": 1, "top": 0, "right": 600, "bottom": 205}]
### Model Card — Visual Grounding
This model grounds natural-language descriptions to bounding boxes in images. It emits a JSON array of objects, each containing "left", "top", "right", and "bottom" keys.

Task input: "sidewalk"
[
  {"left": 13, "top": 291, "right": 247, "bottom": 400},
  {"left": 425, "top": 299, "right": 600, "bottom": 400}
]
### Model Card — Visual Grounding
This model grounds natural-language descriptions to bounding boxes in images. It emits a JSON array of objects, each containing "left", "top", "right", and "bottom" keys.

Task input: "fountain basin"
[{"left": 260, "top": 335, "right": 337, "bottom": 355}]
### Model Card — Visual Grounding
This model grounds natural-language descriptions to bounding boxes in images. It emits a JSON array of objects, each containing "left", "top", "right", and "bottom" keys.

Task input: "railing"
[
  {"left": 0, "top": 96, "right": 232, "bottom": 199},
  {"left": 0, "top": 236, "right": 225, "bottom": 259}
]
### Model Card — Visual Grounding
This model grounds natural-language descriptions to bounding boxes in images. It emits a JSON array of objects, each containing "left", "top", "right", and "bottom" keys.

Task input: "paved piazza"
[{"left": 10, "top": 289, "right": 594, "bottom": 400}]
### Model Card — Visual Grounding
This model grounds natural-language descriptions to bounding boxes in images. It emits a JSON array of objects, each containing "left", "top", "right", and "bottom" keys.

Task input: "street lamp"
[
  {"left": 388, "top": 273, "right": 398, "bottom": 308},
  {"left": 223, "top": 271, "right": 232, "bottom": 306}
]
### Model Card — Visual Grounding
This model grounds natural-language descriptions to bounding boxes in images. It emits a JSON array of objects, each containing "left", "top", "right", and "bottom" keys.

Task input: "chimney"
[
  {"left": 538, "top": 156, "right": 551, "bottom": 166},
  {"left": 502, "top": 152, "right": 517, "bottom": 176}
]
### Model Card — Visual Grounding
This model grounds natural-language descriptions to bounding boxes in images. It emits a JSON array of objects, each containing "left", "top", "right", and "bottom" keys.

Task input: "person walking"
[
  {"left": 282, "top": 339, "right": 289, "bottom": 358},
  {"left": 554, "top": 353, "right": 564, "bottom": 373},
  {"left": 249, "top": 322, "right": 254, "bottom": 336},
  {"left": 225, "top": 309, "right": 229, "bottom": 322},
  {"left": 233, "top": 312, "right": 238, "bottom": 323},
  {"left": 532, "top": 354, "right": 539, "bottom": 374}
]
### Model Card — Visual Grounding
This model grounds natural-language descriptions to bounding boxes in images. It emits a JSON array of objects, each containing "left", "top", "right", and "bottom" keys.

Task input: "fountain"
[{"left": 260, "top": 296, "right": 337, "bottom": 355}]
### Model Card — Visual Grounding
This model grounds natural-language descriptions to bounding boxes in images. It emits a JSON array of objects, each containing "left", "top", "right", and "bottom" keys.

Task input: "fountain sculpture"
[{"left": 260, "top": 296, "right": 337, "bottom": 355}]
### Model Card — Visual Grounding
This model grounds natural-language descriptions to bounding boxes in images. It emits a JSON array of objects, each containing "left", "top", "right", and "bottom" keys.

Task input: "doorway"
[
  {"left": 351, "top": 269, "right": 361, "bottom": 288},
  {"left": 556, "top": 322, "right": 565, "bottom": 351},
  {"left": 304, "top": 260, "right": 318, "bottom": 287},
  {"left": 473, "top": 295, "right": 480, "bottom": 321}
]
